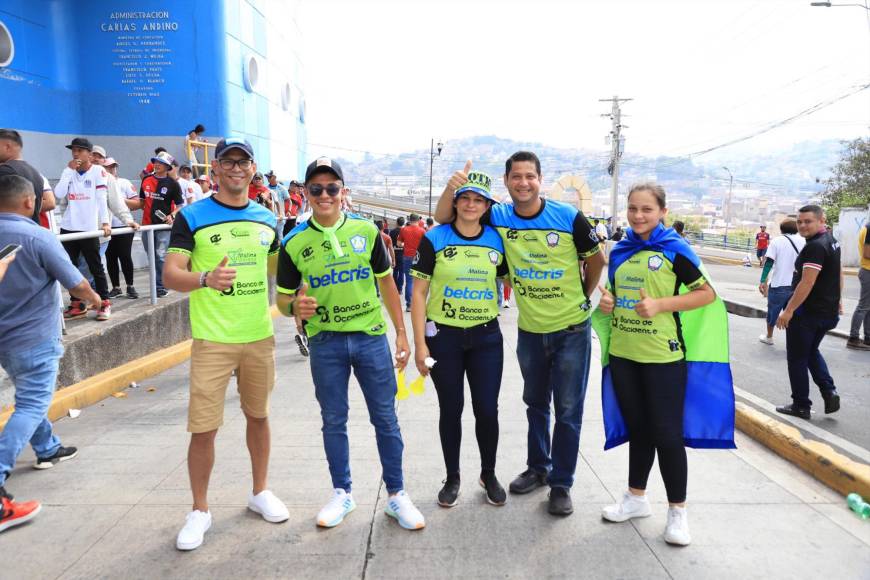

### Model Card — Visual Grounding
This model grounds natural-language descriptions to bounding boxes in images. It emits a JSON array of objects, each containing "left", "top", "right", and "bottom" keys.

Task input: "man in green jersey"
[
  {"left": 164, "top": 138, "right": 289, "bottom": 551},
  {"left": 435, "top": 152, "right": 605, "bottom": 516},
  {"left": 277, "top": 157, "right": 426, "bottom": 531}
]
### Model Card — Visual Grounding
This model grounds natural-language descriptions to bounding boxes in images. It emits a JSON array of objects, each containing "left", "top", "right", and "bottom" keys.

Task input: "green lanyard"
[{"left": 311, "top": 215, "right": 345, "bottom": 257}]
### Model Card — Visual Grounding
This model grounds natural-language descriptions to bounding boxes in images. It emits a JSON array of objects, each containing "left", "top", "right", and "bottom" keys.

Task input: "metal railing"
[
  {"left": 685, "top": 231, "right": 754, "bottom": 252},
  {"left": 57, "top": 224, "right": 172, "bottom": 307},
  {"left": 186, "top": 139, "right": 214, "bottom": 176}
]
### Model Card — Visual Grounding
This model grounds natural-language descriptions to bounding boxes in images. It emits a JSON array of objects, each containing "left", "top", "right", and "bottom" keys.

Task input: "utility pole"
[{"left": 600, "top": 96, "right": 632, "bottom": 230}]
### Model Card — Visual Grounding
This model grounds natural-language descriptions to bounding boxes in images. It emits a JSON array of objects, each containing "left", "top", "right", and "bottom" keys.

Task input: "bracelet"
[{"left": 199, "top": 271, "right": 209, "bottom": 288}]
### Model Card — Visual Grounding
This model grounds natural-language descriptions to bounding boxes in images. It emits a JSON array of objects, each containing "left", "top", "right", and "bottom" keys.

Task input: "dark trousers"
[
  {"left": 785, "top": 312, "right": 838, "bottom": 409},
  {"left": 282, "top": 218, "right": 297, "bottom": 237},
  {"left": 426, "top": 320, "right": 503, "bottom": 476},
  {"left": 609, "top": 355, "right": 688, "bottom": 504},
  {"left": 393, "top": 253, "right": 405, "bottom": 292},
  {"left": 60, "top": 229, "right": 109, "bottom": 300},
  {"left": 105, "top": 232, "right": 135, "bottom": 287}
]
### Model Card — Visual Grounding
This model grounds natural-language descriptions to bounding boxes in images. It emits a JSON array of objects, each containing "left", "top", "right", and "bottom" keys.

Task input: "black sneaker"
[
  {"left": 126, "top": 286, "right": 139, "bottom": 299},
  {"left": 107, "top": 287, "right": 122, "bottom": 298},
  {"left": 509, "top": 469, "right": 547, "bottom": 494},
  {"left": 479, "top": 471, "right": 506, "bottom": 506},
  {"left": 775, "top": 403, "right": 811, "bottom": 420},
  {"left": 156, "top": 289, "right": 168, "bottom": 298},
  {"left": 548, "top": 487, "right": 573, "bottom": 516},
  {"left": 846, "top": 337, "right": 870, "bottom": 351},
  {"left": 295, "top": 334, "right": 309, "bottom": 358},
  {"left": 33, "top": 446, "right": 78, "bottom": 470},
  {"left": 438, "top": 475, "right": 461, "bottom": 508},
  {"left": 822, "top": 390, "right": 840, "bottom": 414}
]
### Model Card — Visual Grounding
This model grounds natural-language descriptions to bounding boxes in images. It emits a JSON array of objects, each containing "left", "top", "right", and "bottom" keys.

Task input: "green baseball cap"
[{"left": 455, "top": 171, "right": 497, "bottom": 203}]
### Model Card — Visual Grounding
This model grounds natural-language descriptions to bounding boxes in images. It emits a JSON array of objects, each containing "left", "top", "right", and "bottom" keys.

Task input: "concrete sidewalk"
[{"left": 4, "top": 310, "right": 870, "bottom": 579}]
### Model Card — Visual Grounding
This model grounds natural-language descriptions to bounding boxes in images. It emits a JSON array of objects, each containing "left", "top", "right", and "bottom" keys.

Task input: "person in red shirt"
[
  {"left": 397, "top": 213, "right": 427, "bottom": 311},
  {"left": 248, "top": 172, "right": 272, "bottom": 210},
  {"left": 283, "top": 181, "right": 305, "bottom": 236},
  {"left": 756, "top": 225, "right": 771, "bottom": 266}
]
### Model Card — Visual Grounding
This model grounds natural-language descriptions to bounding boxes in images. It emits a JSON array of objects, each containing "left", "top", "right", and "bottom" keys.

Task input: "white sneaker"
[
  {"left": 758, "top": 334, "right": 774, "bottom": 345},
  {"left": 503, "top": 300, "right": 511, "bottom": 308},
  {"left": 176, "top": 510, "right": 212, "bottom": 551},
  {"left": 385, "top": 490, "right": 425, "bottom": 530},
  {"left": 248, "top": 490, "right": 289, "bottom": 523},
  {"left": 316, "top": 489, "right": 356, "bottom": 528},
  {"left": 601, "top": 491, "right": 652, "bottom": 523},
  {"left": 664, "top": 506, "right": 691, "bottom": 546}
]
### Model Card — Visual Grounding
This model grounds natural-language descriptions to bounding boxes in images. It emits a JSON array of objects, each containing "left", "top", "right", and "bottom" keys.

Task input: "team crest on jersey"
[
  {"left": 84, "top": 180, "right": 92, "bottom": 188},
  {"left": 648, "top": 255, "right": 664, "bottom": 271},
  {"left": 160, "top": 187, "right": 168, "bottom": 194},
  {"left": 488, "top": 250, "right": 499, "bottom": 265},
  {"left": 259, "top": 230, "right": 271, "bottom": 247},
  {"left": 349, "top": 235, "right": 366, "bottom": 253},
  {"left": 546, "top": 232, "right": 559, "bottom": 248},
  {"left": 588, "top": 230, "right": 600, "bottom": 244}
]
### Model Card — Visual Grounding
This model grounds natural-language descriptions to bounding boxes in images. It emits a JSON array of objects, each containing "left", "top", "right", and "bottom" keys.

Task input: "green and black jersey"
[
  {"left": 276, "top": 213, "right": 392, "bottom": 337},
  {"left": 410, "top": 224, "right": 508, "bottom": 327},
  {"left": 487, "top": 199, "right": 600, "bottom": 333},
  {"left": 609, "top": 250, "right": 706, "bottom": 363},
  {"left": 168, "top": 196, "right": 279, "bottom": 343}
]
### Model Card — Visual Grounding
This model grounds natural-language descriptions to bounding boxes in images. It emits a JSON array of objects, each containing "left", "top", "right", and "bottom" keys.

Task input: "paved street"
[{"left": 4, "top": 310, "right": 869, "bottom": 579}]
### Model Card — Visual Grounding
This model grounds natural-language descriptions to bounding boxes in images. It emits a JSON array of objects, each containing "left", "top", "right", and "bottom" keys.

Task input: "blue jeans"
[
  {"left": 786, "top": 312, "right": 838, "bottom": 408},
  {"left": 402, "top": 256, "right": 415, "bottom": 307},
  {"left": 766, "top": 286, "right": 794, "bottom": 328},
  {"left": 426, "top": 320, "right": 503, "bottom": 475},
  {"left": 308, "top": 331, "right": 404, "bottom": 493},
  {"left": 516, "top": 320, "right": 592, "bottom": 488},
  {"left": 0, "top": 337, "right": 64, "bottom": 486},
  {"left": 393, "top": 254, "right": 404, "bottom": 293},
  {"left": 496, "top": 280, "right": 504, "bottom": 307},
  {"left": 141, "top": 230, "right": 171, "bottom": 291}
]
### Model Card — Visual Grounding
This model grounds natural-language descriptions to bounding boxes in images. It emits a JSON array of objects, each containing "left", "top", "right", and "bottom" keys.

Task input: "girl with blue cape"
[{"left": 591, "top": 183, "right": 735, "bottom": 547}]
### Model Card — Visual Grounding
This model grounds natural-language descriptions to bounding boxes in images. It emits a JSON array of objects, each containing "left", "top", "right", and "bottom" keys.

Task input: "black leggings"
[
  {"left": 609, "top": 355, "right": 687, "bottom": 503},
  {"left": 105, "top": 232, "right": 135, "bottom": 287}
]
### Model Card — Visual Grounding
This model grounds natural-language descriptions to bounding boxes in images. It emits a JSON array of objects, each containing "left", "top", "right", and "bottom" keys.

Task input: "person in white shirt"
[
  {"left": 193, "top": 174, "right": 212, "bottom": 202},
  {"left": 177, "top": 164, "right": 199, "bottom": 206},
  {"left": 102, "top": 157, "right": 141, "bottom": 299},
  {"left": 758, "top": 218, "right": 806, "bottom": 345},
  {"left": 53, "top": 138, "right": 112, "bottom": 321}
]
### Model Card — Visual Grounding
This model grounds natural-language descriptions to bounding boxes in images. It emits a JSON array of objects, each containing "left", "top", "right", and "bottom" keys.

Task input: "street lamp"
[
  {"left": 722, "top": 166, "right": 734, "bottom": 242},
  {"left": 428, "top": 139, "right": 443, "bottom": 218}
]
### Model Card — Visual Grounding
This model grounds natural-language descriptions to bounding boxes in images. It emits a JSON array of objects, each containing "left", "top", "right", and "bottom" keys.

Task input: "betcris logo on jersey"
[
  {"left": 443, "top": 285, "right": 494, "bottom": 300},
  {"left": 512, "top": 267, "right": 565, "bottom": 280},
  {"left": 309, "top": 265, "right": 371, "bottom": 288},
  {"left": 615, "top": 296, "right": 641, "bottom": 309}
]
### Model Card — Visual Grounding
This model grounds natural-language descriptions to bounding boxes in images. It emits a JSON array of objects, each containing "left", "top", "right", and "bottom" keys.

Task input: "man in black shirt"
[
  {"left": 775, "top": 205, "right": 842, "bottom": 419},
  {"left": 389, "top": 216, "right": 406, "bottom": 292},
  {"left": 0, "top": 129, "right": 55, "bottom": 224}
]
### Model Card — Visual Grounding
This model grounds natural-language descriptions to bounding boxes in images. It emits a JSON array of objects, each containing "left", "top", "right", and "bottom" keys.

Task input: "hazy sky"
[{"left": 297, "top": 0, "right": 870, "bottom": 162}]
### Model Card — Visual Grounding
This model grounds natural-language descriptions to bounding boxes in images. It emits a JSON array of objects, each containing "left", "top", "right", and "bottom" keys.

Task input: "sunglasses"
[{"left": 307, "top": 183, "right": 342, "bottom": 197}]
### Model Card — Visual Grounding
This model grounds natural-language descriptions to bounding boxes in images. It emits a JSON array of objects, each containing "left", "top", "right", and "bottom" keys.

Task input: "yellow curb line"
[
  {"left": 736, "top": 402, "right": 870, "bottom": 498},
  {"left": 0, "top": 306, "right": 285, "bottom": 431}
]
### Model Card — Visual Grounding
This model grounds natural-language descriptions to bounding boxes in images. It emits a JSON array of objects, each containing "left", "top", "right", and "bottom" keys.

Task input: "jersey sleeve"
[
  {"left": 167, "top": 213, "right": 195, "bottom": 256},
  {"left": 276, "top": 242, "right": 302, "bottom": 294},
  {"left": 268, "top": 231, "right": 280, "bottom": 255},
  {"left": 410, "top": 236, "right": 435, "bottom": 280},
  {"left": 765, "top": 238, "right": 779, "bottom": 261},
  {"left": 800, "top": 242, "right": 826, "bottom": 272},
  {"left": 496, "top": 254, "right": 509, "bottom": 278},
  {"left": 672, "top": 254, "right": 707, "bottom": 291},
  {"left": 572, "top": 212, "right": 601, "bottom": 258},
  {"left": 170, "top": 181, "right": 184, "bottom": 206},
  {"left": 370, "top": 228, "right": 392, "bottom": 277}
]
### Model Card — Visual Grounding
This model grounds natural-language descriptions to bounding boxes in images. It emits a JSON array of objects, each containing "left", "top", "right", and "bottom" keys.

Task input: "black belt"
[{"left": 432, "top": 319, "right": 499, "bottom": 332}]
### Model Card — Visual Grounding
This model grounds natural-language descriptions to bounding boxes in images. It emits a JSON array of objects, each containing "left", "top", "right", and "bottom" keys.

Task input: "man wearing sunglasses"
[
  {"left": 276, "top": 157, "right": 426, "bottom": 531},
  {"left": 164, "top": 138, "right": 289, "bottom": 551}
]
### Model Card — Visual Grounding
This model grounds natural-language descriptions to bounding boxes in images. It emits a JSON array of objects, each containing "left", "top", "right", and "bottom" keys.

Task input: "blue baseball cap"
[
  {"left": 214, "top": 137, "right": 255, "bottom": 159},
  {"left": 455, "top": 171, "right": 497, "bottom": 203}
]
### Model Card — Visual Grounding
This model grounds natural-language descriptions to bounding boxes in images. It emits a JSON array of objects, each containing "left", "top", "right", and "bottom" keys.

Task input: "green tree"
[{"left": 820, "top": 137, "right": 870, "bottom": 223}]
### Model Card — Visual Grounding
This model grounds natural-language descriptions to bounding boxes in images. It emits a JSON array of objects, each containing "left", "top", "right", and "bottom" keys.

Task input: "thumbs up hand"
[
  {"left": 597, "top": 284, "right": 615, "bottom": 314},
  {"left": 293, "top": 283, "right": 318, "bottom": 320},
  {"left": 205, "top": 256, "right": 237, "bottom": 291},
  {"left": 446, "top": 160, "right": 473, "bottom": 193},
  {"left": 634, "top": 288, "right": 660, "bottom": 319}
]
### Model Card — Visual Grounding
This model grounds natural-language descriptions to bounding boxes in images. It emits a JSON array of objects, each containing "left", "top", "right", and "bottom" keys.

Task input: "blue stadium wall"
[{"left": 0, "top": 0, "right": 307, "bottom": 181}]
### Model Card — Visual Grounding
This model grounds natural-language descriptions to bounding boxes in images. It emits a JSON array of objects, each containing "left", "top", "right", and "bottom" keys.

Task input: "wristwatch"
[{"left": 199, "top": 271, "right": 209, "bottom": 288}]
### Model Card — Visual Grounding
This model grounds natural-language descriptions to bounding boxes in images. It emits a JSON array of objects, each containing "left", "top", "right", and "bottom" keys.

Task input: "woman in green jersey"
[
  {"left": 596, "top": 183, "right": 716, "bottom": 546},
  {"left": 410, "top": 170, "right": 509, "bottom": 508}
]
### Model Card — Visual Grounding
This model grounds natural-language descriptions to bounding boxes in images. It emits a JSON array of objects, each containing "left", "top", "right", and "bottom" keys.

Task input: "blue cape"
[{"left": 593, "top": 223, "right": 736, "bottom": 450}]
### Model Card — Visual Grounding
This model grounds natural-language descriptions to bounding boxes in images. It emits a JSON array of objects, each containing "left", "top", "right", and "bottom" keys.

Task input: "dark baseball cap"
[
  {"left": 65, "top": 137, "right": 93, "bottom": 151},
  {"left": 214, "top": 137, "right": 255, "bottom": 159},
  {"left": 304, "top": 157, "right": 344, "bottom": 184}
]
